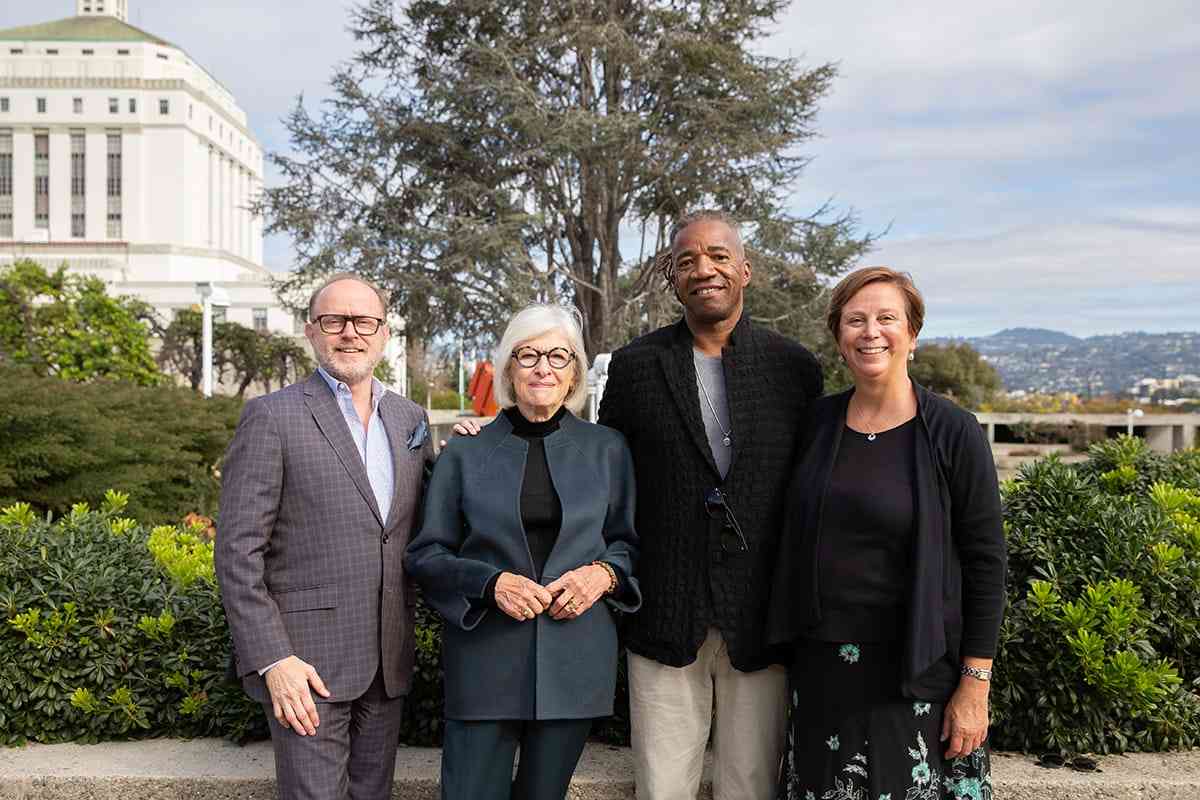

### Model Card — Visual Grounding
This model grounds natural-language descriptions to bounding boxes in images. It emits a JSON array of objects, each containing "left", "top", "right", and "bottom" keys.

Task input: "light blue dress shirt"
[{"left": 317, "top": 366, "right": 395, "bottom": 524}]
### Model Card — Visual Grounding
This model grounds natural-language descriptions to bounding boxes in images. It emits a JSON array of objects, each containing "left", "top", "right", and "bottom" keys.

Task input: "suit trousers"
[
  {"left": 440, "top": 717, "right": 592, "bottom": 800},
  {"left": 627, "top": 628, "right": 787, "bottom": 800},
  {"left": 264, "top": 668, "right": 405, "bottom": 800}
]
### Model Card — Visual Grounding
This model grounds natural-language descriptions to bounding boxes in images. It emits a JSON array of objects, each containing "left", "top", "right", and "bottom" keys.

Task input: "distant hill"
[{"left": 929, "top": 330, "right": 1200, "bottom": 395}]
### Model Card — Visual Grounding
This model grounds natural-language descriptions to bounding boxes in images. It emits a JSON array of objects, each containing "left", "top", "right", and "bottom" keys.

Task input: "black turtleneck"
[{"left": 504, "top": 405, "right": 567, "bottom": 577}]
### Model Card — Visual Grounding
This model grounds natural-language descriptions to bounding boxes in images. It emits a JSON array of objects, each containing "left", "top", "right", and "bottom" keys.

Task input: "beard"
[{"left": 317, "top": 351, "right": 381, "bottom": 386}]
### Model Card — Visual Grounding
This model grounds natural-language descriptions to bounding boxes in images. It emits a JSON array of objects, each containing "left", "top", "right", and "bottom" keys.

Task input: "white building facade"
[
  {"left": 0, "top": 2, "right": 408, "bottom": 393},
  {"left": 0, "top": 1, "right": 287, "bottom": 336}
]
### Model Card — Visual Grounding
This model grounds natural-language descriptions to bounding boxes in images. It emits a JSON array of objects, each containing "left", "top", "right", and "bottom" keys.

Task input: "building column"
[
  {"left": 224, "top": 156, "right": 232, "bottom": 254},
  {"left": 49, "top": 129, "right": 72, "bottom": 240},
  {"left": 11, "top": 129, "right": 34, "bottom": 242}
]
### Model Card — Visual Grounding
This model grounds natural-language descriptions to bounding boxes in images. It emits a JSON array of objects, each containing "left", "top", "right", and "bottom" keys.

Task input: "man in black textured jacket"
[{"left": 598, "top": 211, "right": 823, "bottom": 800}]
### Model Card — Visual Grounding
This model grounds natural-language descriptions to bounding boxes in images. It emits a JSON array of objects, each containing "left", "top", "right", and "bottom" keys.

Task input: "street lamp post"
[{"left": 197, "top": 282, "right": 231, "bottom": 398}]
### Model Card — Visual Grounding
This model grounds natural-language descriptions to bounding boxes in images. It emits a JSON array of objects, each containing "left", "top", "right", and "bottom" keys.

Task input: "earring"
[{"left": 908, "top": 351, "right": 915, "bottom": 361}]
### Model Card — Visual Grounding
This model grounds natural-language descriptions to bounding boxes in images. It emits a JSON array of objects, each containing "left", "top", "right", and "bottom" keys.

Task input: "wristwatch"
[{"left": 960, "top": 663, "right": 992, "bottom": 681}]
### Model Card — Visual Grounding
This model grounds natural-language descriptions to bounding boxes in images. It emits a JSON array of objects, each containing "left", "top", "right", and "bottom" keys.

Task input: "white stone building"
[{"left": 0, "top": 1, "right": 408, "bottom": 393}]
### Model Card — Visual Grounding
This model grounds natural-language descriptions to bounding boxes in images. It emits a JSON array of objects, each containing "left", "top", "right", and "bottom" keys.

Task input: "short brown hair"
[
  {"left": 826, "top": 267, "right": 925, "bottom": 342},
  {"left": 307, "top": 272, "right": 390, "bottom": 320}
]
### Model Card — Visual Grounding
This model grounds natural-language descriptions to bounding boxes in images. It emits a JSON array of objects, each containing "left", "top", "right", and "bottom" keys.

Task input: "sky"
[{"left": 4, "top": 0, "right": 1197, "bottom": 339}]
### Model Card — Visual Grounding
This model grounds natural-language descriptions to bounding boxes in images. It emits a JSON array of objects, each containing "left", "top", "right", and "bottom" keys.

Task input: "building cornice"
[
  {"left": 0, "top": 241, "right": 272, "bottom": 278},
  {"left": 0, "top": 76, "right": 257, "bottom": 146}
]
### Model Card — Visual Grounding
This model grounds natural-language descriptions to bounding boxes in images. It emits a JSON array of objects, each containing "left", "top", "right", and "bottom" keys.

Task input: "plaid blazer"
[{"left": 215, "top": 373, "right": 432, "bottom": 703}]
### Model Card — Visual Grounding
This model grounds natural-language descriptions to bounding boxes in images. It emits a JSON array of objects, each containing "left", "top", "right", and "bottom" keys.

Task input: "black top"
[
  {"left": 504, "top": 405, "right": 566, "bottom": 577},
  {"left": 767, "top": 384, "right": 1007, "bottom": 701},
  {"left": 598, "top": 315, "right": 824, "bottom": 670},
  {"left": 810, "top": 418, "right": 916, "bottom": 643}
]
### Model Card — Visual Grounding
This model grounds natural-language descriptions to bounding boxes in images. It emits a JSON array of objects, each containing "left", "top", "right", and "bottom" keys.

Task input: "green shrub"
[
  {"left": 0, "top": 492, "right": 264, "bottom": 745},
  {"left": 0, "top": 366, "right": 241, "bottom": 523},
  {"left": 993, "top": 436, "right": 1200, "bottom": 755}
]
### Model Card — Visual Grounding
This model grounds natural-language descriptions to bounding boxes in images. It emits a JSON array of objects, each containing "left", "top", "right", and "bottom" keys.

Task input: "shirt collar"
[{"left": 317, "top": 366, "right": 385, "bottom": 414}]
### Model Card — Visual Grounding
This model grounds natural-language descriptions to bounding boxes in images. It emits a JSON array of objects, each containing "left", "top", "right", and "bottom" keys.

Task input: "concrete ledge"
[{"left": 2, "top": 739, "right": 1199, "bottom": 799}]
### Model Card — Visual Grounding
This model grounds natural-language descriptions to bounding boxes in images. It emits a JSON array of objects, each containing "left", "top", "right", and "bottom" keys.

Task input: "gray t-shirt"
[{"left": 693, "top": 349, "right": 732, "bottom": 479}]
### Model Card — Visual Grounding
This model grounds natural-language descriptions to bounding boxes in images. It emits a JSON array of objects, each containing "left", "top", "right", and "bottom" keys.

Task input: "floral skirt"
[{"left": 778, "top": 640, "right": 993, "bottom": 800}]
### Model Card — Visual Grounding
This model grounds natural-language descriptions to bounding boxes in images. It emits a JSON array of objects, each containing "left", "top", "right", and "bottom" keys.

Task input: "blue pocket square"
[{"left": 407, "top": 419, "right": 429, "bottom": 450}]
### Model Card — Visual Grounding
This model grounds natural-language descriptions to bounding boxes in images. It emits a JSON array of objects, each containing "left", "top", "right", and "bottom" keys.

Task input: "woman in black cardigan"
[{"left": 767, "top": 267, "right": 1006, "bottom": 800}]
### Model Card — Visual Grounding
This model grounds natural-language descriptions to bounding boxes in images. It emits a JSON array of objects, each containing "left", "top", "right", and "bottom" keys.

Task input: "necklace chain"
[{"left": 693, "top": 354, "right": 732, "bottom": 447}]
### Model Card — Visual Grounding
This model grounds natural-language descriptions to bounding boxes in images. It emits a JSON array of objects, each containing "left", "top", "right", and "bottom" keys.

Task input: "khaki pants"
[{"left": 628, "top": 628, "right": 787, "bottom": 800}]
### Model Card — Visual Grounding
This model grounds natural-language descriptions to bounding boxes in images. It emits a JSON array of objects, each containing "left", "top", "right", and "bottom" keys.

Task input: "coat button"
[{"left": 382, "top": 534, "right": 390, "bottom": 544}]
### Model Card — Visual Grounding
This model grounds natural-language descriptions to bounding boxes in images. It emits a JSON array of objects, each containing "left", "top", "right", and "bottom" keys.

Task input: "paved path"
[{"left": 3, "top": 739, "right": 1200, "bottom": 799}]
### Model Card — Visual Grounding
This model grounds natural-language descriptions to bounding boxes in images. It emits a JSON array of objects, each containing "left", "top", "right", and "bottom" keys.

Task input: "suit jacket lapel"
[
  {"left": 380, "top": 395, "right": 408, "bottom": 531},
  {"left": 723, "top": 317, "right": 757, "bottom": 476},
  {"left": 658, "top": 320, "right": 720, "bottom": 479},
  {"left": 304, "top": 374, "right": 385, "bottom": 527}
]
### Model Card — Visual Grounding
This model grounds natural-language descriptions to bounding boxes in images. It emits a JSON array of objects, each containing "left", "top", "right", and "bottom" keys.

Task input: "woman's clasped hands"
[{"left": 493, "top": 564, "right": 610, "bottom": 622}]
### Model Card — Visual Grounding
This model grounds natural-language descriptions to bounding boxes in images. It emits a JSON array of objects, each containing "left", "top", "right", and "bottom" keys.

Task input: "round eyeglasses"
[{"left": 511, "top": 346, "right": 575, "bottom": 370}]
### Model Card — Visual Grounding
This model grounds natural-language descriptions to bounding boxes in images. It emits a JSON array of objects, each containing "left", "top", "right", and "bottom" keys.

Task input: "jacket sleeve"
[
  {"left": 948, "top": 414, "right": 1008, "bottom": 658},
  {"left": 597, "top": 349, "right": 632, "bottom": 438},
  {"left": 599, "top": 433, "right": 642, "bottom": 613},
  {"left": 403, "top": 443, "right": 502, "bottom": 631},
  {"left": 214, "top": 398, "right": 293, "bottom": 675}
]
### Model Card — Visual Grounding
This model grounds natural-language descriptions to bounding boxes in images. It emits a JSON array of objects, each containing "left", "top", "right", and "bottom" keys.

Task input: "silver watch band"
[{"left": 960, "top": 663, "right": 992, "bottom": 681}]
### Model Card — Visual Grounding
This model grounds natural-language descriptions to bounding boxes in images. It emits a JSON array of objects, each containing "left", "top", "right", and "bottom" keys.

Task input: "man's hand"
[
  {"left": 546, "top": 564, "right": 609, "bottom": 620},
  {"left": 264, "top": 655, "right": 331, "bottom": 736},
  {"left": 494, "top": 572, "right": 554, "bottom": 621},
  {"left": 439, "top": 418, "right": 482, "bottom": 448}
]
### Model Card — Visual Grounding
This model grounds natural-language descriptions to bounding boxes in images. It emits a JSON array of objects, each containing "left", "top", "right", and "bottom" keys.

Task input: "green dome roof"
[{"left": 0, "top": 15, "right": 175, "bottom": 47}]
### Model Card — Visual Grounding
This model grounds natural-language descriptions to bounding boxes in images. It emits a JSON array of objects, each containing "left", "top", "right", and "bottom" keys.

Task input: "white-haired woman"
[{"left": 405, "top": 304, "right": 641, "bottom": 800}]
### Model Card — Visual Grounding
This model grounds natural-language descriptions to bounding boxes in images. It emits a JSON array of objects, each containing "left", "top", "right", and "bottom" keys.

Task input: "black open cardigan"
[{"left": 766, "top": 383, "right": 1007, "bottom": 700}]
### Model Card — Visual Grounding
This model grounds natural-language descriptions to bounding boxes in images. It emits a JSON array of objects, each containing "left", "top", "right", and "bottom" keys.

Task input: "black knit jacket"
[{"left": 598, "top": 315, "right": 823, "bottom": 671}]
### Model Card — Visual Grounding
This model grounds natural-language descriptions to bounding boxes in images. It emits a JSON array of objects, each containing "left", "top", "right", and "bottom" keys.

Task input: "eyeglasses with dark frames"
[
  {"left": 313, "top": 314, "right": 385, "bottom": 336},
  {"left": 511, "top": 346, "right": 575, "bottom": 370},
  {"left": 704, "top": 488, "right": 749, "bottom": 554}
]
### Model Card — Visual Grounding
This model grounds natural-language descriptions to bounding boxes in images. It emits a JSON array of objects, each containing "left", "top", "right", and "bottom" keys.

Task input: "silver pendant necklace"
[{"left": 694, "top": 355, "right": 732, "bottom": 447}]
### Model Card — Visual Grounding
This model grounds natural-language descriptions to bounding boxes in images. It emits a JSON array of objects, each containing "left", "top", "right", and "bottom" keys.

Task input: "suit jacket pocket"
[{"left": 272, "top": 584, "right": 337, "bottom": 613}]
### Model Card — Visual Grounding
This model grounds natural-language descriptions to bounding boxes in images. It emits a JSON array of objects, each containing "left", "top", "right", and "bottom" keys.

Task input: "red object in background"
[{"left": 468, "top": 361, "right": 499, "bottom": 417}]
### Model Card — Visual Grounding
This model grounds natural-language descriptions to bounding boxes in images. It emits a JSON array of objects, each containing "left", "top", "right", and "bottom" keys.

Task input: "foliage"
[
  {"left": 993, "top": 436, "right": 1200, "bottom": 755},
  {"left": 908, "top": 342, "right": 1002, "bottom": 409},
  {"left": 0, "top": 366, "right": 241, "bottom": 523},
  {"left": 157, "top": 309, "right": 313, "bottom": 396},
  {"left": 979, "top": 393, "right": 1180, "bottom": 415},
  {"left": 262, "top": 0, "right": 873, "bottom": 356},
  {"left": 0, "top": 260, "right": 162, "bottom": 386},
  {"left": 0, "top": 493, "right": 265, "bottom": 746}
]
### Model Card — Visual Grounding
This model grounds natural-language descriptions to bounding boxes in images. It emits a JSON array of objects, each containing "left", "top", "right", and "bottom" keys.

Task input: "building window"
[
  {"left": 0, "top": 98, "right": 7, "bottom": 113},
  {"left": 9, "top": 49, "right": 23, "bottom": 55},
  {"left": 213, "top": 307, "right": 226, "bottom": 324},
  {"left": 0, "top": 130, "right": 12, "bottom": 238},
  {"left": 106, "top": 133, "right": 122, "bottom": 238},
  {"left": 46, "top": 49, "right": 59, "bottom": 56},
  {"left": 71, "top": 131, "right": 86, "bottom": 238},
  {"left": 117, "top": 49, "right": 130, "bottom": 55},
  {"left": 293, "top": 310, "right": 306, "bottom": 335},
  {"left": 128, "top": 97, "right": 137, "bottom": 113},
  {"left": 34, "top": 132, "right": 50, "bottom": 229},
  {"left": 36, "top": 98, "right": 47, "bottom": 114},
  {"left": 156, "top": 53, "right": 168, "bottom": 61},
  {"left": 253, "top": 308, "right": 268, "bottom": 333},
  {"left": 109, "top": 97, "right": 118, "bottom": 113},
  {"left": 83, "top": 49, "right": 95, "bottom": 55},
  {"left": 73, "top": 97, "right": 83, "bottom": 114},
  {"left": 188, "top": 104, "right": 193, "bottom": 120},
  {"left": 159, "top": 99, "right": 169, "bottom": 115}
]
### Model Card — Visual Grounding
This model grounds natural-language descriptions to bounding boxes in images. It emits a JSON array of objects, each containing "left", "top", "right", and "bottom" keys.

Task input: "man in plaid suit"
[{"left": 215, "top": 273, "right": 432, "bottom": 800}]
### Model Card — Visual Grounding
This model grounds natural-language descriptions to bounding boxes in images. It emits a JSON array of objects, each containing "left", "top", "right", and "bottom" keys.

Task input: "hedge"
[{"left": 4, "top": 436, "right": 1200, "bottom": 756}]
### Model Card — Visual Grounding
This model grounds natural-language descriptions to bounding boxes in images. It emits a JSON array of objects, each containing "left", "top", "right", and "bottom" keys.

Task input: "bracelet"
[
  {"left": 960, "top": 663, "right": 992, "bottom": 681},
  {"left": 591, "top": 561, "right": 618, "bottom": 595}
]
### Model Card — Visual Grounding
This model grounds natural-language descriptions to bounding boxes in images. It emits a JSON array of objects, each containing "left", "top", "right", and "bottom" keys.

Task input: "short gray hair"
[
  {"left": 492, "top": 304, "right": 589, "bottom": 415},
  {"left": 307, "top": 272, "right": 390, "bottom": 319}
]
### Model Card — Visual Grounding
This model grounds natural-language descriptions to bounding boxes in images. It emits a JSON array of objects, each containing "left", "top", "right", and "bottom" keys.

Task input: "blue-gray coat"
[{"left": 404, "top": 410, "right": 641, "bottom": 720}]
